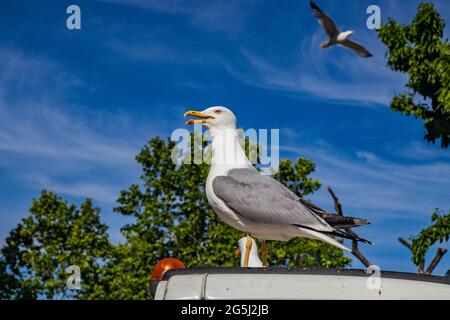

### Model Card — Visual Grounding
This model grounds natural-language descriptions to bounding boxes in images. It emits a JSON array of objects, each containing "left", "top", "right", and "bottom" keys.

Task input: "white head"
[
  {"left": 235, "top": 237, "right": 263, "bottom": 268},
  {"left": 184, "top": 106, "right": 237, "bottom": 130}
]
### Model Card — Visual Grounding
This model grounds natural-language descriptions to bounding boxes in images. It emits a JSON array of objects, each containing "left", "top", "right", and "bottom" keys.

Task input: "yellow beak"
[{"left": 184, "top": 110, "right": 215, "bottom": 125}]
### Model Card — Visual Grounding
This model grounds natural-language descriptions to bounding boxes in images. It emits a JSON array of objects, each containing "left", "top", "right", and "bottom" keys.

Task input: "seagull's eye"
[{"left": 214, "top": 110, "right": 222, "bottom": 115}]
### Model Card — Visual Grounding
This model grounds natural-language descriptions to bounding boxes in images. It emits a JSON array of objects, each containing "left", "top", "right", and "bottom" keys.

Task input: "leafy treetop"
[{"left": 378, "top": 2, "right": 450, "bottom": 148}]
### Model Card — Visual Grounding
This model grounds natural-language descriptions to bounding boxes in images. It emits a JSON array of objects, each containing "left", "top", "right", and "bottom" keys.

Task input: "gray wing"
[
  {"left": 212, "top": 168, "right": 333, "bottom": 232},
  {"left": 340, "top": 39, "right": 373, "bottom": 57},
  {"left": 310, "top": 1, "right": 340, "bottom": 38}
]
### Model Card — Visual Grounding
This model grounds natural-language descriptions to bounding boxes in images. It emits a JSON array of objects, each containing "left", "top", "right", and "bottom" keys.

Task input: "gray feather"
[
  {"left": 212, "top": 168, "right": 333, "bottom": 232},
  {"left": 319, "top": 213, "right": 371, "bottom": 229}
]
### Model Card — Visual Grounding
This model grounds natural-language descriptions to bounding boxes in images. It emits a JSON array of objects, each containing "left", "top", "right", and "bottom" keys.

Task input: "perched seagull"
[
  {"left": 185, "top": 107, "right": 371, "bottom": 267},
  {"left": 235, "top": 236, "right": 264, "bottom": 268},
  {"left": 310, "top": 1, "right": 373, "bottom": 57}
]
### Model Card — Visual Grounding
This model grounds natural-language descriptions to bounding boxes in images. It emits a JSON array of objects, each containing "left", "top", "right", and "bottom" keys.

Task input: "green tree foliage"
[
  {"left": 0, "top": 191, "right": 112, "bottom": 299},
  {"left": 411, "top": 209, "right": 450, "bottom": 266},
  {"left": 274, "top": 158, "right": 322, "bottom": 197},
  {"left": 378, "top": 2, "right": 450, "bottom": 148}
]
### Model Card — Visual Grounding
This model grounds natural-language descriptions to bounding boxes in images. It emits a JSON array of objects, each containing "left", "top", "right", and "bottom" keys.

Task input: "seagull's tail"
[
  {"left": 324, "top": 229, "right": 373, "bottom": 245},
  {"left": 320, "top": 41, "right": 331, "bottom": 48},
  {"left": 299, "top": 227, "right": 351, "bottom": 252},
  {"left": 320, "top": 213, "right": 370, "bottom": 229}
]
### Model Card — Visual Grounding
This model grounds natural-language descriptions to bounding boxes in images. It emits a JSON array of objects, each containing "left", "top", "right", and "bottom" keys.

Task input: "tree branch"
[
  {"left": 398, "top": 237, "right": 425, "bottom": 274},
  {"left": 425, "top": 248, "right": 448, "bottom": 275},
  {"left": 398, "top": 237, "right": 413, "bottom": 251},
  {"left": 351, "top": 240, "right": 371, "bottom": 268},
  {"left": 327, "top": 186, "right": 342, "bottom": 216},
  {"left": 327, "top": 186, "right": 371, "bottom": 268}
]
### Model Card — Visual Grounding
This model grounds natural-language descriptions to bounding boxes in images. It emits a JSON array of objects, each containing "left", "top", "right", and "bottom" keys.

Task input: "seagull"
[
  {"left": 235, "top": 236, "right": 264, "bottom": 268},
  {"left": 185, "top": 106, "right": 371, "bottom": 267},
  {"left": 310, "top": 1, "right": 373, "bottom": 57}
]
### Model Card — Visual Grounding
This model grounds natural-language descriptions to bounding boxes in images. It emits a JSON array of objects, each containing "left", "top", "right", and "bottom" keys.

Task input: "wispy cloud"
[
  {"left": 223, "top": 0, "right": 450, "bottom": 106},
  {"left": 106, "top": 36, "right": 222, "bottom": 67},
  {"left": 100, "top": 0, "right": 413, "bottom": 108},
  {"left": 97, "top": 0, "right": 251, "bottom": 33},
  {"left": 226, "top": 29, "right": 407, "bottom": 106},
  {"left": 0, "top": 102, "right": 138, "bottom": 167},
  {"left": 388, "top": 140, "right": 450, "bottom": 162},
  {"left": 0, "top": 48, "right": 82, "bottom": 102},
  {"left": 281, "top": 138, "right": 450, "bottom": 220},
  {"left": 25, "top": 174, "right": 120, "bottom": 203},
  {"left": 0, "top": 48, "right": 147, "bottom": 203}
]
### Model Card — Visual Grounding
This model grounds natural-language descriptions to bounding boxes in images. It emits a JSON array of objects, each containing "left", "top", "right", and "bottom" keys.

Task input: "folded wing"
[{"left": 212, "top": 168, "right": 334, "bottom": 232}]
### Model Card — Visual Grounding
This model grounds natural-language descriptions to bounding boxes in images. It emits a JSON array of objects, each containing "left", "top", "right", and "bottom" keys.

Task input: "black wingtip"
[
  {"left": 356, "top": 234, "right": 373, "bottom": 245},
  {"left": 310, "top": 1, "right": 319, "bottom": 10},
  {"left": 331, "top": 229, "right": 372, "bottom": 245},
  {"left": 350, "top": 233, "right": 372, "bottom": 245}
]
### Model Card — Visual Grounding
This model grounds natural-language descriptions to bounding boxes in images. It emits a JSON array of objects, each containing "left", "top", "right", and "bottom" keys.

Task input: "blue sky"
[{"left": 0, "top": 0, "right": 449, "bottom": 275}]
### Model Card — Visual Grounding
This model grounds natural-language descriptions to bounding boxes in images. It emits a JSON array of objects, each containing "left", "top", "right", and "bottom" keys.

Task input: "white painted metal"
[
  {"left": 162, "top": 274, "right": 207, "bottom": 300},
  {"left": 153, "top": 281, "right": 167, "bottom": 300},
  {"left": 154, "top": 272, "right": 450, "bottom": 300}
]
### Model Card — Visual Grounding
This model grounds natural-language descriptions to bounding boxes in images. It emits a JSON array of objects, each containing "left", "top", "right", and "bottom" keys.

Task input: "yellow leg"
[
  {"left": 243, "top": 234, "right": 253, "bottom": 267},
  {"left": 262, "top": 240, "right": 269, "bottom": 267}
]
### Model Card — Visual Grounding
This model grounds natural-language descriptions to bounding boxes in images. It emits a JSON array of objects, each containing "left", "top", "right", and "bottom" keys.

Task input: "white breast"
[{"left": 206, "top": 166, "right": 247, "bottom": 231}]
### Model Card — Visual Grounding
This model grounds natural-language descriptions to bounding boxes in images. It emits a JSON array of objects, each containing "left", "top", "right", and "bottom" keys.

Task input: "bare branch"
[
  {"left": 327, "top": 186, "right": 342, "bottom": 215},
  {"left": 398, "top": 237, "right": 425, "bottom": 274},
  {"left": 327, "top": 186, "right": 371, "bottom": 268},
  {"left": 351, "top": 240, "right": 371, "bottom": 268},
  {"left": 398, "top": 237, "right": 413, "bottom": 251},
  {"left": 425, "top": 248, "right": 448, "bottom": 275}
]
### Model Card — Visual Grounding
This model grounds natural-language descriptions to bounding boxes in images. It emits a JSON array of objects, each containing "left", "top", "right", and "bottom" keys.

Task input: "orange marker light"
[{"left": 150, "top": 258, "right": 186, "bottom": 281}]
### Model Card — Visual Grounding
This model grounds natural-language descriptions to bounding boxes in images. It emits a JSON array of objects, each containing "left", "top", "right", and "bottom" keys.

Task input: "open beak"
[
  {"left": 235, "top": 249, "right": 241, "bottom": 258},
  {"left": 184, "top": 110, "right": 215, "bottom": 125}
]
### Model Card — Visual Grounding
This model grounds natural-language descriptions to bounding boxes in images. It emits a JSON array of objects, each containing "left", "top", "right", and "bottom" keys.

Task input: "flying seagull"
[
  {"left": 310, "top": 1, "right": 373, "bottom": 57},
  {"left": 185, "top": 106, "right": 371, "bottom": 267},
  {"left": 235, "top": 236, "right": 264, "bottom": 268}
]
